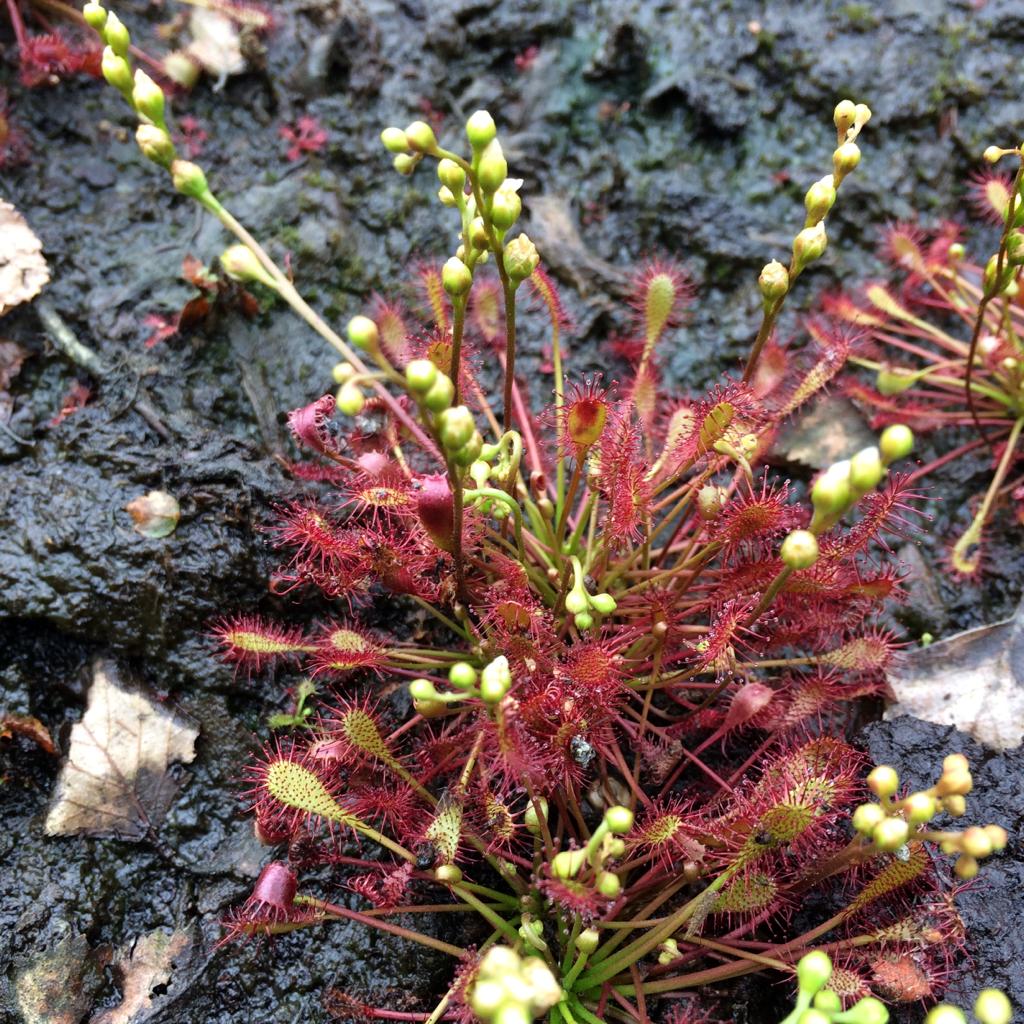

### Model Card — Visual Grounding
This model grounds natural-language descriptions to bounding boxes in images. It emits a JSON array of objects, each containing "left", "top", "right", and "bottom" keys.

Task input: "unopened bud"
[
  {"left": 437, "top": 158, "right": 465, "bottom": 191},
  {"left": 101, "top": 46, "right": 132, "bottom": 94},
  {"left": 491, "top": 187, "right": 521, "bottom": 230},
  {"left": 171, "top": 159, "right": 209, "bottom": 198},
  {"left": 346, "top": 314, "right": 379, "bottom": 352},
  {"left": 851, "top": 802, "right": 886, "bottom": 835},
  {"left": 954, "top": 854, "right": 979, "bottom": 879},
  {"left": 480, "top": 655, "right": 512, "bottom": 702},
  {"left": 404, "top": 120, "right": 438, "bottom": 154},
  {"left": 83, "top": 2, "right": 107, "bottom": 31},
  {"left": 780, "top": 529, "right": 819, "bottom": 570},
  {"left": 135, "top": 124, "right": 175, "bottom": 167},
  {"left": 758, "top": 260, "right": 789, "bottom": 302},
  {"left": 503, "top": 233, "right": 540, "bottom": 282},
  {"left": 438, "top": 406, "right": 476, "bottom": 450},
  {"left": 220, "top": 244, "right": 277, "bottom": 289},
  {"left": 974, "top": 990, "right": 1012, "bottom": 1024},
  {"left": 132, "top": 70, "right": 166, "bottom": 127},
  {"left": 477, "top": 139, "right": 507, "bottom": 193},
  {"left": 796, "top": 950, "right": 833, "bottom": 994},
  {"left": 453, "top": 431, "right": 483, "bottom": 467},
  {"left": 332, "top": 362, "right": 356, "bottom": 385},
  {"left": 849, "top": 445, "right": 884, "bottom": 496},
  {"left": 961, "top": 826, "right": 993, "bottom": 859},
  {"left": 596, "top": 871, "right": 621, "bottom": 898},
  {"left": 984, "top": 145, "right": 1003, "bottom": 164},
  {"left": 792, "top": 222, "right": 827, "bottom": 271},
  {"left": 867, "top": 765, "right": 899, "bottom": 798},
  {"left": 423, "top": 373, "right": 455, "bottom": 412},
  {"left": 804, "top": 175, "right": 837, "bottom": 225},
  {"left": 604, "top": 806, "right": 634, "bottom": 834},
  {"left": 576, "top": 928, "right": 600, "bottom": 954},
  {"left": 406, "top": 358, "right": 438, "bottom": 393},
  {"left": 833, "top": 141, "right": 861, "bottom": 182},
  {"left": 337, "top": 382, "right": 365, "bottom": 416},
  {"left": 442, "top": 256, "right": 473, "bottom": 297},
  {"left": 381, "top": 126, "right": 410, "bottom": 154},
  {"left": 833, "top": 99, "right": 856, "bottom": 136},
  {"left": 879, "top": 423, "right": 914, "bottom": 464},
  {"left": 469, "top": 217, "right": 489, "bottom": 249},
  {"left": 811, "top": 460, "right": 852, "bottom": 520},
  {"left": 903, "top": 791, "right": 936, "bottom": 825},
  {"left": 466, "top": 109, "right": 497, "bottom": 149},
  {"left": 872, "top": 816, "right": 909, "bottom": 851},
  {"left": 393, "top": 152, "right": 418, "bottom": 175},
  {"left": 103, "top": 10, "right": 130, "bottom": 56}
]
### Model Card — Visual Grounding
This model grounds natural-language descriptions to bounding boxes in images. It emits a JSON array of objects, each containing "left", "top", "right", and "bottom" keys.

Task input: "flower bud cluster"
[
  {"left": 408, "top": 655, "right": 511, "bottom": 715},
  {"left": 564, "top": 555, "right": 616, "bottom": 632},
  {"left": 924, "top": 989, "right": 1013, "bottom": 1024},
  {"left": 809, "top": 425, "right": 913, "bottom": 533},
  {"left": 851, "top": 756, "right": 1007, "bottom": 878},
  {"left": 781, "top": 950, "right": 889, "bottom": 1024},
  {"left": 550, "top": 806, "right": 633, "bottom": 901},
  {"left": 469, "top": 946, "right": 561, "bottom": 1024}
]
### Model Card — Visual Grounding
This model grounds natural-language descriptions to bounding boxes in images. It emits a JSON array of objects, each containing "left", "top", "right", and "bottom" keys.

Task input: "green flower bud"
[
  {"left": 834, "top": 99, "right": 856, "bottom": 136},
  {"left": 337, "top": 382, "right": 366, "bottom": 416},
  {"left": 393, "top": 152, "right": 419, "bottom": 175},
  {"left": 380, "top": 126, "right": 410, "bottom": 154},
  {"left": 346, "top": 314, "right": 380, "bottom": 352},
  {"left": 596, "top": 871, "right": 621, "bottom": 898},
  {"left": 974, "top": 990, "right": 1012, "bottom": 1024},
  {"left": 903, "top": 791, "right": 936, "bottom": 825},
  {"left": 876, "top": 365, "right": 917, "bottom": 396},
  {"left": 948, "top": 242, "right": 965, "bottom": 261},
  {"left": 466, "top": 109, "right": 497, "bottom": 150},
  {"left": 423, "top": 373, "right": 455, "bottom": 412},
  {"left": 879, "top": 424, "right": 914, "bottom": 464},
  {"left": 453, "top": 431, "right": 484, "bottom": 467},
  {"left": 758, "top": 260, "right": 789, "bottom": 302},
  {"left": 552, "top": 849, "right": 586, "bottom": 879},
  {"left": 404, "top": 120, "right": 438, "bottom": 154},
  {"left": 503, "top": 233, "right": 540, "bottom": 282},
  {"left": 438, "top": 186, "right": 457, "bottom": 207},
  {"left": 101, "top": 46, "right": 132, "bottom": 94},
  {"left": 83, "top": 2, "right": 107, "bottom": 31},
  {"left": 589, "top": 592, "right": 617, "bottom": 615},
  {"left": 795, "top": 950, "right": 832, "bottom": 995},
  {"left": 435, "top": 864, "right": 463, "bottom": 884},
  {"left": 871, "top": 816, "right": 909, "bottom": 852},
  {"left": 438, "top": 158, "right": 465, "bottom": 191},
  {"left": 103, "top": 10, "right": 130, "bottom": 56},
  {"left": 923, "top": 1007, "right": 967, "bottom": 1024},
  {"left": 524, "top": 797, "right": 548, "bottom": 835},
  {"left": 409, "top": 677, "right": 439, "bottom": 702},
  {"left": 780, "top": 529, "right": 819, "bottom": 570},
  {"left": 849, "top": 445, "right": 884, "bottom": 496},
  {"left": 793, "top": 222, "right": 828, "bottom": 271},
  {"left": 135, "top": 124, "right": 175, "bottom": 167},
  {"left": 867, "top": 765, "right": 899, "bottom": 798},
  {"left": 604, "top": 806, "right": 634, "bottom": 834},
  {"left": 448, "top": 662, "right": 478, "bottom": 689},
  {"left": 813, "top": 992, "right": 842, "bottom": 1015},
  {"left": 480, "top": 655, "right": 512, "bottom": 702},
  {"left": 477, "top": 139, "right": 507, "bottom": 193},
  {"left": 577, "top": 928, "right": 600, "bottom": 954},
  {"left": 438, "top": 406, "right": 475, "bottom": 450},
  {"left": 832, "top": 141, "right": 861, "bottom": 182},
  {"left": 811, "top": 460, "right": 852, "bottom": 520},
  {"left": 132, "top": 69, "right": 165, "bottom": 127},
  {"left": 841, "top": 997, "right": 890, "bottom": 1024},
  {"left": 574, "top": 612, "right": 594, "bottom": 631},
  {"left": 442, "top": 256, "right": 473, "bottom": 297},
  {"left": 332, "top": 362, "right": 356, "bottom": 385},
  {"left": 170, "top": 159, "right": 209, "bottom": 198},
  {"left": 406, "top": 358, "right": 439, "bottom": 393},
  {"left": 796, "top": 1011, "right": 830, "bottom": 1024},
  {"left": 1006, "top": 231, "right": 1024, "bottom": 266},
  {"left": 564, "top": 588, "right": 589, "bottom": 616},
  {"left": 851, "top": 802, "right": 886, "bottom": 835},
  {"left": 469, "top": 216, "right": 489, "bottom": 249},
  {"left": 220, "top": 244, "right": 278, "bottom": 289},
  {"left": 804, "top": 175, "right": 837, "bottom": 226},
  {"left": 491, "top": 188, "right": 521, "bottom": 230}
]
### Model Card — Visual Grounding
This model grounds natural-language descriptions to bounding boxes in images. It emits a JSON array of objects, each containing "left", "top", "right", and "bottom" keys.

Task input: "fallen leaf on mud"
[
  {"left": 45, "top": 659, "right": 198, "bottom": 839},
  {"left": 14, "top": 931, "right": 107, "bottom": 1024},
  {"left": 886, "top": 600, "right": 1024, "bottom": 750},
  {"left": 0, "top": 199, "right": 50, "bottom": 316},
  {"left": 1, "top": 712, "right": 56, "bottom": 754},
  {"left": 126, "top": 489, "right": 181, "bottom": 538},
  {"left": 186, "top": 8, "right": 245, "bottom": 83},
  {"left": 92, "top": 928, "right": 194, "bottom": 1024},
  {"left": 775, "top": 394, "right": 876, "bottom": 469}
]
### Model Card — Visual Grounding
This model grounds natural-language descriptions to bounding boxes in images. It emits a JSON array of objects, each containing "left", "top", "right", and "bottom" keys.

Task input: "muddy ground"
[{"left": 1, "top": 1, "right": 1023, "bottom": 1021}]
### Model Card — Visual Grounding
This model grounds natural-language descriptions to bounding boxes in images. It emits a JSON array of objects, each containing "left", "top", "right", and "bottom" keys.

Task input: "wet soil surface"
[{"left": 2, "top": 1, "right": 1024, "bottom": 1020}]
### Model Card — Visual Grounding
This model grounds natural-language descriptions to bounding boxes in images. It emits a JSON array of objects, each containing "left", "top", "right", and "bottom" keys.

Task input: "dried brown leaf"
[
  {"left": 14, "top": 932, "right": 107, "bottom": 1024},
  {"left": 44, "top": 659, "right": 198, "bottom": 839},
  {"left": 1, "top": 711, "right": 57, "bottom": 754},
  {"left": 886, "top": 600, "right": 1024, "bottom": 750},
  {"left": 0, "top": 199, "right": 49, "bottom": 316}
]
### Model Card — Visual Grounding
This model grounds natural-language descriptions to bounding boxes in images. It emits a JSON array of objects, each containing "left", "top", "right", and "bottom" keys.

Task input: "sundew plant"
[{"left": 83, "top": 6, "right": 1012, "bottom": 1023}]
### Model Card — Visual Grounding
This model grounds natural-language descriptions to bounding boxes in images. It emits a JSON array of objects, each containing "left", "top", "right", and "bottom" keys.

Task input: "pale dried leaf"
[
  {"left": 0, "top": 200, "right": 50, "bottom": 316},
  {"left": 775, "top": 394, "right": 876, "bottom": 469},
  {"left": 92, "top": 928, "right": 193, "bottom": 1024},
  {"left": 186, "top": 8, "right": 245, "bottom": 82},
  {"left": 45, "top": 659, "right": 198, "bottom": 839},
  {"left": 886, "top": 599, "right": 1024, "bottom": 750}
]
